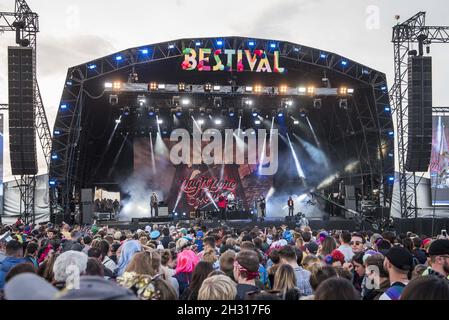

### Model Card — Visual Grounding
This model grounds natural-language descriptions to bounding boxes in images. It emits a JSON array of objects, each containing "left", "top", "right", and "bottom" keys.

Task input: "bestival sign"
[{"left": 181, "top": 48, "right": 287, "bottom": 73}]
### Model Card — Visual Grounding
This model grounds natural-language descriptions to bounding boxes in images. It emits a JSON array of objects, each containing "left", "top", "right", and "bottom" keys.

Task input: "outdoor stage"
[{"left": 50, "top": 36, "right": 395, "bottom": 229}]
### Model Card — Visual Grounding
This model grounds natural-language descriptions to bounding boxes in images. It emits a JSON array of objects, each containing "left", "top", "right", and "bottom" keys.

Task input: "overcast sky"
[{"left": 0, "top": 0, "right": 448, "bottom": 182}]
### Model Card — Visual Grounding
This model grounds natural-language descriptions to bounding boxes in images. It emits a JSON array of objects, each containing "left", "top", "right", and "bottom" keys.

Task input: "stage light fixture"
[
  {"left": 60, "top": 104, "right": 68, "bottom": 110},
  {"left": 213, "top": 85, "right": 221, "bottom": 91},
  {"left": 293, "top": 120, "right": 300, "bottom": 125},
  {"left": 313, "top": 98, "right": 322, "bottom": 109},
  {"left": 254, "top": 85, "right": 262, "bottom": 93},
  {"left": 137, "top": 95, "right": 147, "bottom": 107},
  {"left": 298, "top": 87, "right": 306, "bottom": 94},
  {"left": 204, "top": 83, "right": 213, "bottom": 92},
  {"left": 149, "top": 82, "right": 158, "bottom": 91},
  {"left": 339, "top": 87, "right": 348, "bottom": 95},
  {"left": 198, "top": 119, "right": 205, "bottom": 125},
  {"left": 307, "top": 86, "right": 315, "bottom": 95},
  {"left": 252, "top": 109, "right": 259, "bottom": 117},
  {"left": 245, "top": 86, "right": 253, "bottom": 93},
  {"left": 49, "top": 180, "right": 57, "bottom": 186},
  {"left": 213, "top": 97, "right": 222, "bottom": 108},
  {"left": 115, "top": 55, "right": 123, "bottom": 61},
  {"left": 248, "top": 41, "right": 255, "bottom": 47},
  {"left": 148, "top": 107, "right": 155, "bottom": 116},
  {"left": 174, "top": 107, "right": 183, "bottom": 117},
  {"left": 281, "top": 98, "right": 293, "bottom": 108},
  {"left": 123, "top": 107, "right": 130, "bottom": 116},
  {"left": 168, "top": 44, "right": 175, "bottom": 49},
  {"left": 115, "top": 119, "right": 121, "bottom": 124},
  {"left": 199, "top": 107, "right": 206, "bottom": 116},
  {"left": 181, "top": 98, "right": 190, "bottom": 106},
  {"left": 51, "top": 154, "right": 58, "bottom": 160},
  {"left": 299, "top": 108, "right": 307, "bottom": 117},
  {"left": 109, "top": 95, "right": 118, "bottom": 106},
  {"left": 388, "top": 131, "right": 394, "bottom": 137},
  {"left": 341, "top": 60, "right": 348, "bottom": 66},
  {"left": 388, "top": 176, "right": 394, "bottom": 183},
  {"left": 238, "top": 109, "right": 244, "bottom": 117},
  {"left": 384, "top": 106, "right": 391, "bottom": 112},
  {"left": 105, "top": 82, "right": 113, "bottom": 89},
  {"left": 54, "top": 130, "right": 61, "bottom": 135},
  {"left": 277, "top": 109, "right": 284, "bottom": 117},
  {"left": 243, "top": 98, "right": 253, "bottom": 106},
  {"left": 270, "top": 43, "right": 276, "bottom": 48},
  {"left": 215, "top": 119, "right": 222, "bottom": 125},
  {"left": 113, "top": 82, "right": 121, "bottom": 90},
  {"left": 158, "top": 84, "right": 166, "bottom": 90},
  {"left": 255, "top": 120, "right": 261, "bottom": 125},
  {"left": 140, "top": 48, "right": 149, "bottom": 54},
  {"left": 279, "top": 85, "right": 288, "bottom": 94},
  {"left": 216, "top": 40, "right": 223, "bottom": 46},
  {"left": 229, "top": 108, "right": 235, "bottom": 116},
  {"left": 195, "top": 41, "right": 201, "bottom": 46},
  {"left": 172, "top": 96, "right": 180, "bottom": 107},
  {"left": 347, "top": 88, "right": 354, "bottom": 94},
  {"left": 157, "top": 119, "right": 163, "bottom": 124},
  {"left": 339, "top": 99, "right": 348, "bottom": 110},
  {"left": 178, "top": 82, "right": 186, "bottom": 92},
  {"left": 320, "top": 52, "right": 327, "bottom": 59},
  {"left": 88, "top": 64, "right": 96, "bottom": 70},
  {"left": 294, "top": 47, "right": 300, "bottom": 52}
]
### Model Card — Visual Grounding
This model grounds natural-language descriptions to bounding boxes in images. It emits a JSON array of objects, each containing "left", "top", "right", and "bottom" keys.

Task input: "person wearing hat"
[
  {"left": 150, "top": 230, "right": 161, "bottom": 241},
  {"left": 379, "top": 246, "right": 413, "bottom": 300},
  {"left": 422, "top": 239, "right": 449, "bottom": 279}
]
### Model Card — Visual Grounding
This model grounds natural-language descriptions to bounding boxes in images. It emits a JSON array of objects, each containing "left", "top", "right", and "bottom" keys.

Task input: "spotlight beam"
[{"left": 286, "top": 133, "right": 306, "bottom": 181}]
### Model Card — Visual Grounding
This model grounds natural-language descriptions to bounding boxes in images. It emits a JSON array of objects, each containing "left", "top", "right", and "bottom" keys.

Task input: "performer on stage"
[
  {"left": 217, "top": 193, "right": 227, "bottom": 220},
  {"left": 258, "top": 194, "right": 266, "bottom": 220},
  {"left": 150, "top": 192, "right": 159, "bottom": 217},
  {"left": 288, "top": 196, "right": 294, "bottom": 217}
]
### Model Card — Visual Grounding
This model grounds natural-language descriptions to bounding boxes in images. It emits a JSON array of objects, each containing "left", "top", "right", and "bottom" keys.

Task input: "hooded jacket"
[{"left": 0, "top": 256, "right": 27, "bottom": 289}]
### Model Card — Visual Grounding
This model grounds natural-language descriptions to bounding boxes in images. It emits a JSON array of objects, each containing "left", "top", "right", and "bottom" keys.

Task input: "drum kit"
[{"left": 227, "top": 197, "right": 243, "bottom": 211}]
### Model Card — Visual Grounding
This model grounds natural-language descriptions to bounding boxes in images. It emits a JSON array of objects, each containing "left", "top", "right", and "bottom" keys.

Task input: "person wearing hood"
[
  {"left": 0, "top": 240, "right": 27, "bottom": 289},
  {"left": 115, "top": 240, "right": 142, "bottom": 277}
]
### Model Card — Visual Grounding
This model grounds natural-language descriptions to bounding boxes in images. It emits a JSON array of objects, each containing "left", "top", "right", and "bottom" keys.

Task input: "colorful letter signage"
[{"left": 182, "top": 48, "right": 286, "bottom": 74}]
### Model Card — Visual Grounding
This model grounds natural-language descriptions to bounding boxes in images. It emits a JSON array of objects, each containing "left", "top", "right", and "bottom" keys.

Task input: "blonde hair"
[
  {"left": 125, "top": 250, "right": 161, "bottom": 276},
  {"left": 198, "top": 275, "right": 237, "bottom": 300},
  {"left": 273, "top": 264, "right": 297, "bottom": 292},
  {"left": 202, "top": 248, "right": 217, "bottom": 264}
]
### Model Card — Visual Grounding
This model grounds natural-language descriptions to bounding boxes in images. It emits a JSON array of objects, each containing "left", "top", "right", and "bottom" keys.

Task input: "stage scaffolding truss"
[
  {"left": 50, "top": 37, "right": 394, "bottom": 220},
  {"left": 391, "top": 12, "right": 449, "bottom": 219}
]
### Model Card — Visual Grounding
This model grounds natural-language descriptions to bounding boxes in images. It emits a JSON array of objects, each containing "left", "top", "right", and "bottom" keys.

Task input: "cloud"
[{"left": 37, "top": 34, "right": 117, "bottom": 76}]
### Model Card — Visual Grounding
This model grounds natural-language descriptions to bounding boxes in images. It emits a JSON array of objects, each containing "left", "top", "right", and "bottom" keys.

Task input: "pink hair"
[{"left": 175, "top": 249, "right": 200, "bottom": 274}]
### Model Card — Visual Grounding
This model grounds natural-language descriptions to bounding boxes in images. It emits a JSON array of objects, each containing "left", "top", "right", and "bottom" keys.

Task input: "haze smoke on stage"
[
  {"left": 203, "top": 189, "right": 219, "bottom": 210},
  {"left": 305, "top": 116, "right": 321, "bottom": 148},
  {"left": 149, "top": 132, "right": 156, "bottom": 175},
  {"left": 119, "top": 175, "right": 152, "bottom": 220},
  {"left": 286, "top": 133, "right": 306, "bottom": 179},
  {"left": 316, "top": 172, "right": 340, "bottom": 190},
  {"left": 293, "top": 133, "right": 329, "bottom": 170}
]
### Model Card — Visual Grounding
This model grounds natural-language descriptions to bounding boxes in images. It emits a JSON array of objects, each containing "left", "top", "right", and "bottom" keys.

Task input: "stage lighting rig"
[
  {"left": 313, "top": 98, "right": 322, "bottom": 109},
  {"left": 178, "top": 82, "right": 186, "bottom": 92},
  {"left": 279, "top": 85, "right": 288, "bottom": 94},
  {"left": 213, "top": 97, "right": 222, "bottom": 108},
  {"left": 204, "top": 83, "right": 213, "bottom": 92},
  {"left": 339, "top": 99, "right": 348, "bottom": 110},
  {"left": 242, "top": 98, "right": 253, "bottom": 107},
  {"left": 109, "top": 95, "right": 119, "bottom": 106},
  {"left": 281, "top": 98, "right": 294, "bottom": 108},
  {"left": 137, "top": 95, "right": 147, "bottom": 107},
  {"left": 149, "top": 82, "right": 158, "bottom": 91}
]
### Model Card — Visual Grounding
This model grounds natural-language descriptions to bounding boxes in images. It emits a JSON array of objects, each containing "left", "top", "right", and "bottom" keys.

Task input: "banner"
[{"left": 430, "top": 115, "right": 449, "bottom": 205}]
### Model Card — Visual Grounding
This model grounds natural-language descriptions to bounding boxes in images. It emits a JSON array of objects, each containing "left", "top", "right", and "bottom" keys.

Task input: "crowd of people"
[{"left": 0, "top": 218, "right": 448, "bottom": 300}]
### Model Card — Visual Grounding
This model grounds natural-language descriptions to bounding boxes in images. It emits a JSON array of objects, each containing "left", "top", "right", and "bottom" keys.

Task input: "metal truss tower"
[
  {"left": 0, "top": 0, "right": 52, "bottom": 223},
  {"left": 391, "top": 12, "right": 449, "bottom": 219}
]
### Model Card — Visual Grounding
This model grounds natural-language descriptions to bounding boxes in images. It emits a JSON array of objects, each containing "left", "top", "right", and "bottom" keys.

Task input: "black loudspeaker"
[
  {"left": 406, "top": 55, "right": 432, "bottom": 172},
  {"left": 81, "top": 188, "right": 94, "bottom": 224},
  {"left": 8, "top": 46, "right": 37, "bottom": 175}
]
